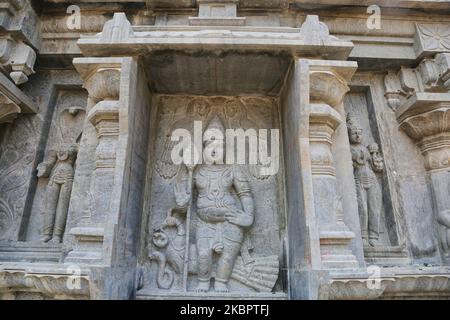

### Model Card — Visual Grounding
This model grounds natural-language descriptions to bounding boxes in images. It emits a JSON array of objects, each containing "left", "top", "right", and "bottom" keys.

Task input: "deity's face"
[
  {"left": 152, "top": 230, "right": 169, "bottom": 249},
  {"left": 349, "top": 127, "right": 363, "bottom": 144},
  {"left": 57, "top": 150, "right": 69, "bottom": 161},
  {"left": 203, "top": 136, "right": 225, "bottom": 165},
  {"left": 225, "top": 101, "right": 239, "bottom": 118},
  {"left": 57, "top": 144, "right": 78, "bottom": 161},
  {"left": 196, "top": 102, "right": 209, "bottom": 118}
]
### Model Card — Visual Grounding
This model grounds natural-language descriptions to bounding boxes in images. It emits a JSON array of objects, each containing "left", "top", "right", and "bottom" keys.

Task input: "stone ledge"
[{"left": 136, "top": 290, "right": 288, "bottom": 300}]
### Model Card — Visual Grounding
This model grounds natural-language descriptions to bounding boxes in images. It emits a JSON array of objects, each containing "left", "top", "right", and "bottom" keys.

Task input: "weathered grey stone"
[{"left": 1, "top": 0, "right": 450, "bottom": 301}]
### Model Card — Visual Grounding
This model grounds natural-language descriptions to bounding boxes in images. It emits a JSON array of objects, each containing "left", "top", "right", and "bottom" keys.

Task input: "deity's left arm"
[
  {"left": 369, "top": 146, "right": 384, "bottom": 173},
  {"left": 233, "top": 167, "right": 255, "bottom": 227},
  {"left": 173, "top": 167, "right": 192, "bottom": 209},
  {"left": 37, "top": 150, "right": 57, "bottom": 178}
]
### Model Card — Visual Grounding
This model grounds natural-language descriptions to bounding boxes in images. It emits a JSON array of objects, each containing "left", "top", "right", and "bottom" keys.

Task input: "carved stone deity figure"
[
  {"left": 175, "top": 116, "right": 255, "bottom": 293},
  {"left": 347, "top": 114, "right": 384, "bottom": 247},
  {"left": 37, "top": 143, "right": 78, "bottom": 243},
  {"left": 438, "top": 210, "right": 450, "bottom": 255}
]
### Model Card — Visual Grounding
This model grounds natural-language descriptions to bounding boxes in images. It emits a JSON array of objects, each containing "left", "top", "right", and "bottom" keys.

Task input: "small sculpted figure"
[
  {"left": 37, "top": 143, "right": 78, "bottom": 243},
  {"left": 347, "top": 114, "right": 384, "bottom": 247}
]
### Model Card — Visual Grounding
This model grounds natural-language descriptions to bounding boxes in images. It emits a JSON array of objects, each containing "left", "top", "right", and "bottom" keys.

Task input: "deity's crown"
[
  {"left": 203, "top": 115, "right": 225, "bottom": 142},
  {"left": 346, "top": 113, "right": 362, "bottom": 131}
]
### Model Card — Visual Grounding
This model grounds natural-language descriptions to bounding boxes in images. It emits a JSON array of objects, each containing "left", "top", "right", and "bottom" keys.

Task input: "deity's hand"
[
  {"left": 225, "top": 209, "right": 253, "bottom": 227},
  {"left": 185, "top": 163, "right": 196, "bottom": 173},
  {"left": 175, "top": 193, "right": 190, "bottom": 207},
  {"left": 164, "top": 216, "right": 179, "bottom": 227},
  {"left": 36, "top": 163, "right": 51, "bottom": 178}
]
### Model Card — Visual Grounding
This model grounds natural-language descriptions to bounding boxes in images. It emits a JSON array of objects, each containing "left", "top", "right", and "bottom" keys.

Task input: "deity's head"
[
  {"left": 368, "top": 143, "right": 380, "bottom": 154},
  {"left": 224, "top": 99, "right": 242, "bottom": 119},
  {"left": 152, "top": 229, "right": 169, "bottom": 249},
  {"left": 203, "top": 115, "right": 225, "bottom": 165},
  {"left": 347, "top": 113, "right": 363, "bottom": 145},
  {"left": 56, "top": 143, "right": 78, "bottom": 161},
  {"left": 187, "top": 99, "right": 210, "bottom": 118}
]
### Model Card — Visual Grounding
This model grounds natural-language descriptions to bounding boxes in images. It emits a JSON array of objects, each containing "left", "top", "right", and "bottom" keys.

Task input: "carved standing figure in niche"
[
  {"left": 438, "top": 209, "right": 450, "bottom": 255},
  {"left": 175, "top": 115, "right": 255, "bottom": 293},
  {"left": 347, "top": 114, "right": 384, "bottom": 247},
  {"left": 37, "top": 143, "right": 78, "bottom": 243}
]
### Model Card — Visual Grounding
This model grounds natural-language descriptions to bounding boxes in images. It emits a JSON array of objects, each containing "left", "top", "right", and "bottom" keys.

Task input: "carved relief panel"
[
  {"left": 138, "top": 95, "right": 285, "bottom": 296},
  {"left": 345, "top": 92, "right": 409, "bottom": 265},
  {"left": 0, "top": 117, "right": 37, "bottom": 241},
  {"left": 26, "top": 89, "right": 87, "bottom": 242}
]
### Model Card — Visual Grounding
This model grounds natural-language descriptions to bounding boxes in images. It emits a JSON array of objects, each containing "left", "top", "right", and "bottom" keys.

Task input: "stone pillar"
[
  {"left": 308, "top": 60, "right": 359, "bottom": 269},
  {"left": 393, "top": 53, "right": 450, "bottom": 259},
  {"left": 398, "top": 101, "right": 450, "bottom": 255},
  {"left": 65, "top": 59, "right": 123, "bottom": 264}
]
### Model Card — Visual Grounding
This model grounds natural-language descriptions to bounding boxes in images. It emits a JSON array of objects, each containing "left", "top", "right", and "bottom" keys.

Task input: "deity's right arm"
[
  {"left": 37, "top": 150, "right": 57, "bottom": 178},
  {"left": 174, "top": 168, "right": 193, "bottom": 209}
]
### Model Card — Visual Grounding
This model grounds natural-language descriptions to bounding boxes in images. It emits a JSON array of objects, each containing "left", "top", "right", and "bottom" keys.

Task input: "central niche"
[{"left": 138, "top": 95, "right": 286, "bottom": 296}]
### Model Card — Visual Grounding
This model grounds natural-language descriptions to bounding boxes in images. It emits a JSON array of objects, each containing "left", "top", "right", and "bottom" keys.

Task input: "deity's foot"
[
  {"left": 362, "top": 238, "right": 369, "bottom": 247},
  {"left": 196, "top": 280, "right": 210, "bottom": 293},
  {"left": 42, "top": 235, "right": 52, "bottom": 243},
  {"left": 49, "top": 236, "right": 61, "bottom": 244},
  {"left": 214, "top": 280, "right": 229, "bottom": 293},
  {"left": 369, "top": 238, "right": 379, "bottom": 247}
]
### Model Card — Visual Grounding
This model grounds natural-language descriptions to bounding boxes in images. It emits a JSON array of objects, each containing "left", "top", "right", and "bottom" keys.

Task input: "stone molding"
[
  {"left": 0, "top": 265, "right": 90, "bottom": 299},
  {"left": 77, "top": 13, "right": 354, "bottom": 60}
]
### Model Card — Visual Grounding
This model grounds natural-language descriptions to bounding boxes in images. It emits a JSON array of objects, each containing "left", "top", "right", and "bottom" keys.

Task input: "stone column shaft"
[{"left": 308, "top": 61, "right": 359, "bottom": 269}]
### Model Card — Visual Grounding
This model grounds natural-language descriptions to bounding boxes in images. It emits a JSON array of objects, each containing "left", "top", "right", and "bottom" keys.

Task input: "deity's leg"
[
  {"left": 53, "top": 180, "right": 73, "bottom": 243},
  {"left": 446, "top": 230, "right": 450, "bottom": 253},
  {"left": 440, "top": 226, "right": 449, "bottom": 253},
  {"left": 196, "top": 236, "right": 213, "bottom": 292},
  {"left": 215, "top": 240, "right": 241, "bottom": 292},
  {"left": 367, "top": 182, "right": 382, "bottom": 245},
  {"left": 356, "top": 182, "right": 369, "bottom": 245},
  {"left": 43, "top": 182, "right": 61, "bottom": 242}
]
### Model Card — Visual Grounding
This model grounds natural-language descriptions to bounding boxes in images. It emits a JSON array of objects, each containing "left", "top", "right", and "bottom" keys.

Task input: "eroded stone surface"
[{"left": 0, "top": 1, "right": 450, "bottom": 300}]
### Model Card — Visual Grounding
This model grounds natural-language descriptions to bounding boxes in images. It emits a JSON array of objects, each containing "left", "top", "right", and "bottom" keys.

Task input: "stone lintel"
[{"left": 77, "top": 14, "right": 354, "bottom": 61}]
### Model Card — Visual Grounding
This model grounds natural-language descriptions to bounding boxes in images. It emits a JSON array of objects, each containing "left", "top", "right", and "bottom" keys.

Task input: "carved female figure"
[
  {"left": 175, "top": 116, "right": 255, "bottom": 292},
  {"left": 438, "top": 209, "right": 450, "bottom": 255},
  {"left": 37, "top": 143, "right": 78, "bottom": 243},
  {"left": 347, "top": 114, "right": 384, "bottom": 247}
]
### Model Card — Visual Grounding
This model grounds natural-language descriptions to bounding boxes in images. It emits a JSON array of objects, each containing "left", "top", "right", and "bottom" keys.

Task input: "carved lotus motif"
[
  {"left": 310, "top": 71, "right": 349, "bottom": 108},
  {"left": 417, "top": 24, "right": 450, "bottom": 51},
  {"left": 400, "top": 107, "right": 450, "bottom": 140},
  {"left": 84, "top": 68, "right": 121, "bottom": 102}
]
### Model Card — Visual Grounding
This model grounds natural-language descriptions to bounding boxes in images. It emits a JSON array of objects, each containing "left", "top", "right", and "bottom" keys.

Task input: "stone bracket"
[{"left": 0, "top": 71, "right": 37, "bottom": 123}]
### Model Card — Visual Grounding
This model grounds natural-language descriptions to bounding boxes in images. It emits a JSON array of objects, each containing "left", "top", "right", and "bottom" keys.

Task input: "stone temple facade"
[{"left": 0, "top": 0, "right": 450, "bottom": 300}]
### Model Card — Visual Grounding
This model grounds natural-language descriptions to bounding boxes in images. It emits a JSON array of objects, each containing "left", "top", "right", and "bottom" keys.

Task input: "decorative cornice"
[
  {"left": 77, "top": 13, "right": 354, "bottom": 60},
  {"left": 0, "top": 267, "right": 90, "bottom": 299}
]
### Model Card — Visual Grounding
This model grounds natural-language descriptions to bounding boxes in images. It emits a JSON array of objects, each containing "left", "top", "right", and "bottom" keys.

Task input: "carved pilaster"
[
  {"left": 308, "top": 61, "right": 359, "bottom": 269},
  {"left": 390, "top": 53, "right": 450, "bottom": 257},
  {"left": 66, "top": 60, "right": 122, "bottom": 264}
]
